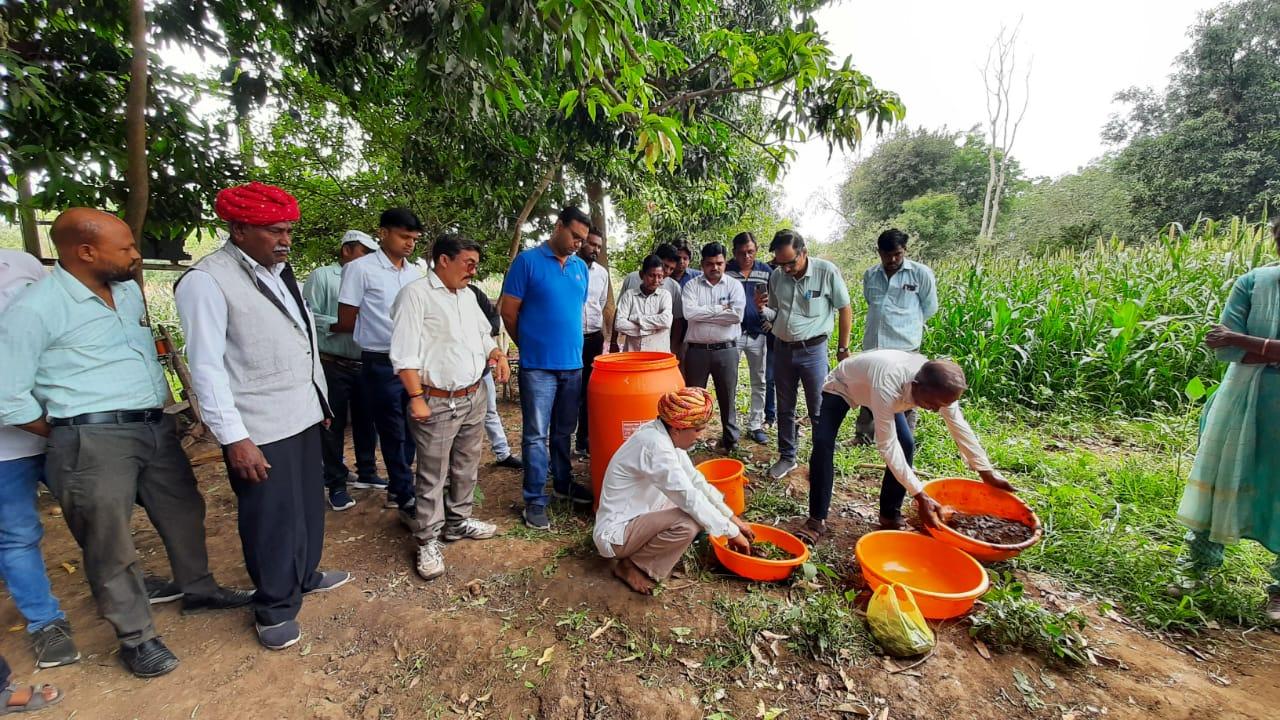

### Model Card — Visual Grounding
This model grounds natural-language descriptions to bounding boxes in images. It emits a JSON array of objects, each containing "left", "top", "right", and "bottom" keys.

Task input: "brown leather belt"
[{"left": 425, "top": 380, "right": 482, "bottom": 398}]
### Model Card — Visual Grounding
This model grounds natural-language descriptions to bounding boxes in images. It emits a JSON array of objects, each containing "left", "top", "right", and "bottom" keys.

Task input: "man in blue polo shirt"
[{"left": 500, "top": 206, "right": 594, "bottom": 530}]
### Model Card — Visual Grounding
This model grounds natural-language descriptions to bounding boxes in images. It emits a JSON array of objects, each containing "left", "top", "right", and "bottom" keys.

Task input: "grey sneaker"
[
  {"left": 1266, "top": 592, "right": 1280, "bottom": 622},
  {"left": 256, "top": 620, "right": 301, "bottom": 651},
  {"left": 303, "top": 570, "right": 353, "bottom": 595},
  {"left": 415, "top": 540, "right": 446, "bottom": 580},
  {"left": 32, "top": 619, "right": 79, "bottom": 668},
  {"left": 522, "top": 505, "right": 551, "bottom": 530},
  {"left": 443, "top": 518, "right": 497, "bottom": 542},
  {"left": 769, "top": 458, "right": 797, "bottom": 479}
]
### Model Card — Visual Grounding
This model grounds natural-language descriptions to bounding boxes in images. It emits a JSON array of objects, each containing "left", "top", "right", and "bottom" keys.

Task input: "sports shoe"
[
  {"left": 256, "top": 620, "right": 301, "bottom": 651},
  {"left": 303, "top": 570, "right": 353, "bottom": 595},
  {"left": 31, "top": 619, "right": 79, "bottom": 669},
  {"left": 769, "top": 458, "right": 797, "bottom": 479},
  {"left": 443, "top": 518, "right": 497, "bottom": 542},
  {"left": 495, "top": 454, "right": 524, "bottom": 469},
  {"left": 120, "top": 638, "right": 178, "bottom": 677},
  {"left": 352, "top": 475, "right": 388, "bottom": 490},
  {"left": 749, "top": 429, "right": 768, "bottom": 444},
  {"left": 328, "top": 488, "right": 356, "bottom": 511},
  {"left": 415, "top": 540, "right": 446, "bottom": 580},
  {"left": 523, "top": 505, "right": 551, "bottom": 530},
  {"left": 181, "top": 586, "right": 254, "bottom": 614},
  {"left": 1265, "top": 592, "right": 1280, "bottom": 622},
  {"left": 553, "top": 481, "right": 593, "bottom": 506},
  {"left": 144, "top": 575, "right": 182, "bottom": 604}
]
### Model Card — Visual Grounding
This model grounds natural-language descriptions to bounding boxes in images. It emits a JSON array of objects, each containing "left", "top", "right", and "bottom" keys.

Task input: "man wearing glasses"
[{"left": 758, "top": 230, "right": 852, "bottom": 479}]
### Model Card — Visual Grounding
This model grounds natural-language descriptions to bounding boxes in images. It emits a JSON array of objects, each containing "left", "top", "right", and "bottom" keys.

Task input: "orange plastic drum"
[{"left": 588, "top": 352, "right": 684, "bottom": 510}]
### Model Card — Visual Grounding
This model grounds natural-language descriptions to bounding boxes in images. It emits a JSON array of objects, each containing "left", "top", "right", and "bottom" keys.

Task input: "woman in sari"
[{"left": 1175, "top": 221, "right": 1280, "bottom": 621}]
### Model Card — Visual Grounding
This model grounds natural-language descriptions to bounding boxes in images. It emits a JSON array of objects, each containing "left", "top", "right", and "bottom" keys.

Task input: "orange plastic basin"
[
  {"left": 922, "top": 478, "right": 1043, "bottom": 563},
  {"left": 587, "top": 352, "right": 684, "bottom": 511},
  {"left": 854, "top": 530, "right": 989, "bottom": 619},
  {"left": 711, "top": 523, "right": 811, "bottom": 582},
  {"left": 696, "top": 458, "right": 745, "bottom": 515}
]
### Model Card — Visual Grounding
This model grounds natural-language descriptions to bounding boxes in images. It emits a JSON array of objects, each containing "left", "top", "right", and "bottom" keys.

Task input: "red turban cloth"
[
  {"left": 658, "top": 387, "right": 715, "bottom": 430},
  {"left": 214, "top": 182, "right": 300, "bottom": 226}
]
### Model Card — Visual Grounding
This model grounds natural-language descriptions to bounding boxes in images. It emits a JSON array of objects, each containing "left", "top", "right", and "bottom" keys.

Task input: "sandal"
[
  {"left": 793, "top": 518, "right": 829, "bottom": 546},
  {"left": 0, "top": 682, "right": 63, "bottom": 714}
]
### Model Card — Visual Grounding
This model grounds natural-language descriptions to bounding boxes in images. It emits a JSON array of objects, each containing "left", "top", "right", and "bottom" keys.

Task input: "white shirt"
[
  {"left": 0, "top": 250, "right": 48, "bottom": 460},
  {"left": 681, "top": 274, "right": 745, "bottom": 345},
  {"left": 823, "top": 349, "right": 993, "bottom": 496},
  {"left": 389, "top": 271, "right": 498, "bottom": 390},
  {"left": 621, "top": 271, "right": 682, "bottom": 319},
  {"left": 594, "top": 419, "right": 739, "bottom": 556},
  {"left": 582, "top": 261, "right": 610, "bottom": 334},
  {"left": 614, "top": 287, "right": 673, "bottom": 352},
  {"left": 174, "top": 245, "right": 321, "bottom": 444},
  {"left": 338, "top": 249, "right": 422, "bottom": 352}
]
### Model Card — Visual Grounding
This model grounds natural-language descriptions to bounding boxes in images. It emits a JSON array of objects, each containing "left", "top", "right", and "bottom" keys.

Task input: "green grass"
[{"left": 709, "top": 587, "right": 877, "bottom": 669}]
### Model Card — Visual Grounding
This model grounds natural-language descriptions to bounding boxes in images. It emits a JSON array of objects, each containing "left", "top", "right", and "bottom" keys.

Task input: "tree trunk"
[
  {"left": 507, "top": 157, "right": 561, "bottom": 265},
  {"left": 123, "top": 0, "right": 149, "bottom": 250},
  {"left": 16, "top": 173, "right": 42, "bottom": 258}
]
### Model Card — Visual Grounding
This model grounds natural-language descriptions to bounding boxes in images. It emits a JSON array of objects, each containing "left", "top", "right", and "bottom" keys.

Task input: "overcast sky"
[{"left": 783, "top": 0, "right": 1220, "bottom": 242}]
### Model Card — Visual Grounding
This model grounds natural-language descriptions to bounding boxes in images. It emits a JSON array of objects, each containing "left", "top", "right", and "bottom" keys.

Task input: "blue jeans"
[
  {"left": 774, "top": 340, "right": 831, "bottom": 461},
  {"left": 360, "top": 353, "right": 416, "bottom": 506},
  {"left": 0, "top": 455, "right": 65, "bottom": 633},
  {"left": 808, "top": 394, "right": 915, "bottom": 521},
  {"left": 519, "top": 368, "right": 581, "bottom": 507}
]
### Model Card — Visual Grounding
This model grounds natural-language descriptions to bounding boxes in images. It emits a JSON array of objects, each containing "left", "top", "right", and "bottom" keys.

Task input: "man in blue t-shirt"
[{"left": 500, "top": 206, "right": 594, "bottom": 530}]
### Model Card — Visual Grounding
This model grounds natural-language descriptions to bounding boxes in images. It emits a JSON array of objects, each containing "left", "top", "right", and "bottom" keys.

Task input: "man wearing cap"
[
  {"left": 1, "top": 208, "right": 249, "bottom": 677},
  {"left": 303, "top": 230, "right": 380, "bottom": 511},
  {"left": 176, "top": 182, "right": 350, "bottom": 652},
  {"left": 335, "top": 208, "right": 424, "bottom": 514},
  {"left": 391, "top": 234, "right": 510, "bottom": 580},
  {"left": 594, "top": 387, "right": 755, "bottom": 594}
]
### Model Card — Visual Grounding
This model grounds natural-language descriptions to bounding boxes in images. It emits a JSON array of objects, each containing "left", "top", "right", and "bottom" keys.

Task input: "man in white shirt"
[
  {"left": 0, "top": 249, "right": 79, "bottom": 670},
  {"left": 176, "top": 182, "right": 351, "bottom": 651},
  {"left": 681, "top": 242, "right": 746, "bottom": 453},
  {"left": 614, "top": 255, "right": 673, "bottom": 352},
  {"left": 594, "top": 388, "right": 754, "bottom": 594},
  {"left": 800, "top": 350, "right": 1014, "bottom": 544},
  {"left": 612, "top": 243, "right": 683, "bottom": 353},
  {"left": 390, "top": 235, "right": 511, "bottom": 581},
  {"left": 576, "top": 226, "right": 614, "bottom": 459},
  {"left": 334, "top": 208, "right": 424, "bottom": 513}
]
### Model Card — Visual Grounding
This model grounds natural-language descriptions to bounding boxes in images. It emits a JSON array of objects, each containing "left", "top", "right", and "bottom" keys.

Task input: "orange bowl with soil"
[
  {"left": 922, "top": 478, "right": 1043, "bottom": 563},
  {"left": 711, "top": 523, "right": 810, "bottom": 582},
  {"left": 855, "top": 530, "right": 989, "bottom": 619}
]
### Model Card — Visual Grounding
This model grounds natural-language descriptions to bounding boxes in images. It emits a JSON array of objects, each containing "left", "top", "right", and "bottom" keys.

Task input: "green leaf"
[{"left": 1184, "top": 376, "right": 1206, "bottom": 401}]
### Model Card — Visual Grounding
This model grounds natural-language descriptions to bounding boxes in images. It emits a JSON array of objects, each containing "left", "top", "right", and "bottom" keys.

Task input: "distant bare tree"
[{"left": 978, "top": 22, "right": 1031, "bottom": 241}]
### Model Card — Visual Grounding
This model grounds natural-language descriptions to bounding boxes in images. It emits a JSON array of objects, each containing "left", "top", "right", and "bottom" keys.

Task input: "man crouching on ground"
[{"left": 594, "top": 388, "right": 755, "bottom": 594}]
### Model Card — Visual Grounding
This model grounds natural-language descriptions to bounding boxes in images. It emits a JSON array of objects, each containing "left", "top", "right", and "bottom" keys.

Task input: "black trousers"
[
  {"left": 45, "top": 416, "right": 218, "bottom": 647},
  {"left": 360, "top": 353, "right": 415, "bottom": 506},
  {"left": 681, "top": 344, "right": 741, "bottom": 447},
  {"left": 0, "top": 652, "right": 8, "bottom": 686},
  {"left": 576, "top": 330, "right": 605, "bottom": 452},
  {"left": 228, "top": 424, "right": 325, "bottom": 626},
  {"left": 320, "top": 358, "right": 378, "bottom": 491}
]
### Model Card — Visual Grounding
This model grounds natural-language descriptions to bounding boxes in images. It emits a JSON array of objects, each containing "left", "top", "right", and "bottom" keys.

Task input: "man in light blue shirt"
[
  {"left": 0, "top": 208, "right": 247, "bottom": 677},
  {"left": 855, "top": 229, "right": 938, "bottom": 443}
]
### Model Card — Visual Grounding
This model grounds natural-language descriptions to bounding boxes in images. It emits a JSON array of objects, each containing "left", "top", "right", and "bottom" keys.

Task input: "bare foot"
[{"left": 612, "top": 558, "right": 657, "bottom": 594}]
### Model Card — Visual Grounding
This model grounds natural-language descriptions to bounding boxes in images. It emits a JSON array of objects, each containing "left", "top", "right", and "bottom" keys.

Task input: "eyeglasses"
[{"left": 775, "top": 252, "right": 803, "bottom": 270}]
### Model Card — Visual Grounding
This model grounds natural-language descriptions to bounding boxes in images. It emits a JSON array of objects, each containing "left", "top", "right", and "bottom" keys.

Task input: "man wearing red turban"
[
  {"left": 593, "top": 387, "right": 755, "bottom": 594},
  {"left": 176, "top": 182, "right": 350, "bottom": 651}
]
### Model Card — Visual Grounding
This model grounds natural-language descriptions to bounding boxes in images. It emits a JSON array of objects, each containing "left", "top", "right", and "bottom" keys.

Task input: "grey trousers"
[
  {"left": 610, "top": 507, "right": 699, "bottom": 581},
  {"left": 409, "top": 383, "right": 488, "bottom": 541},
  {"left": 45, "top": 416, "right": 217, "bottom": 647},
  {"left": 482, "top": 373, "right": 512, "bottom": 461},
  {"left": 736, "top": 333, "right": 768, "bottom": 431},
  {"left": 855, "top": 406, "right": 918, "bottom": 439},
  {"left": 681, "top": 344, "right": 740, "bottom": 446}
]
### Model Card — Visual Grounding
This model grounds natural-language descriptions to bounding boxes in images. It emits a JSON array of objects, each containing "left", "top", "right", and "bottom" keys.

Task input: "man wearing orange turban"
[
  {"left": 593, "top": 387, "right": 755, "bottom": 594},
  {"left": 176, "top": 182, "right": 350, "bottom": 651}
]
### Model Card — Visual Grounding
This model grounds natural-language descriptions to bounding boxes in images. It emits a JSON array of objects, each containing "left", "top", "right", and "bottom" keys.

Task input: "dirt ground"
[{"left": 2, "top": 397, "right": 1278, "bottom": 720}]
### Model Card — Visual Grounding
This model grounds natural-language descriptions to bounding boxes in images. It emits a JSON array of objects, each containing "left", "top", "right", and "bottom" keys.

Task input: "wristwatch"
[{"left": 837, "top": 346, "right": 850, "bottom": 353}]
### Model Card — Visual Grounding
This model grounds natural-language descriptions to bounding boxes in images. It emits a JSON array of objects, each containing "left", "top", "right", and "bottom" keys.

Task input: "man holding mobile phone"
[{"left": 726, "top": 232, "right": 774, "bottom": 445}]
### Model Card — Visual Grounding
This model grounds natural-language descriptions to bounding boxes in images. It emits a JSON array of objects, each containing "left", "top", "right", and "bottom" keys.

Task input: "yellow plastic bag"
[{"left": 867, "top": 583, "right": 935, "bottom": 657}]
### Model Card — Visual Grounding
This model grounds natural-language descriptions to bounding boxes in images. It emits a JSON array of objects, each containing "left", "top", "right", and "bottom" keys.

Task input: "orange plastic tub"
[
  {"left": 922, "top": 478, "right": 1043, "bottom": 563},
  {"left": 854, "top": 530, "right": 989, "bottom": 619},
  {"left": 711, "top": 523, "right": 811, "bottom": 582},
  {"left": 696, "top": 458, "right": 745, "bottom": 515},
  {"left": 588, "top": 352, "right": 684, "bottom": 511}
]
